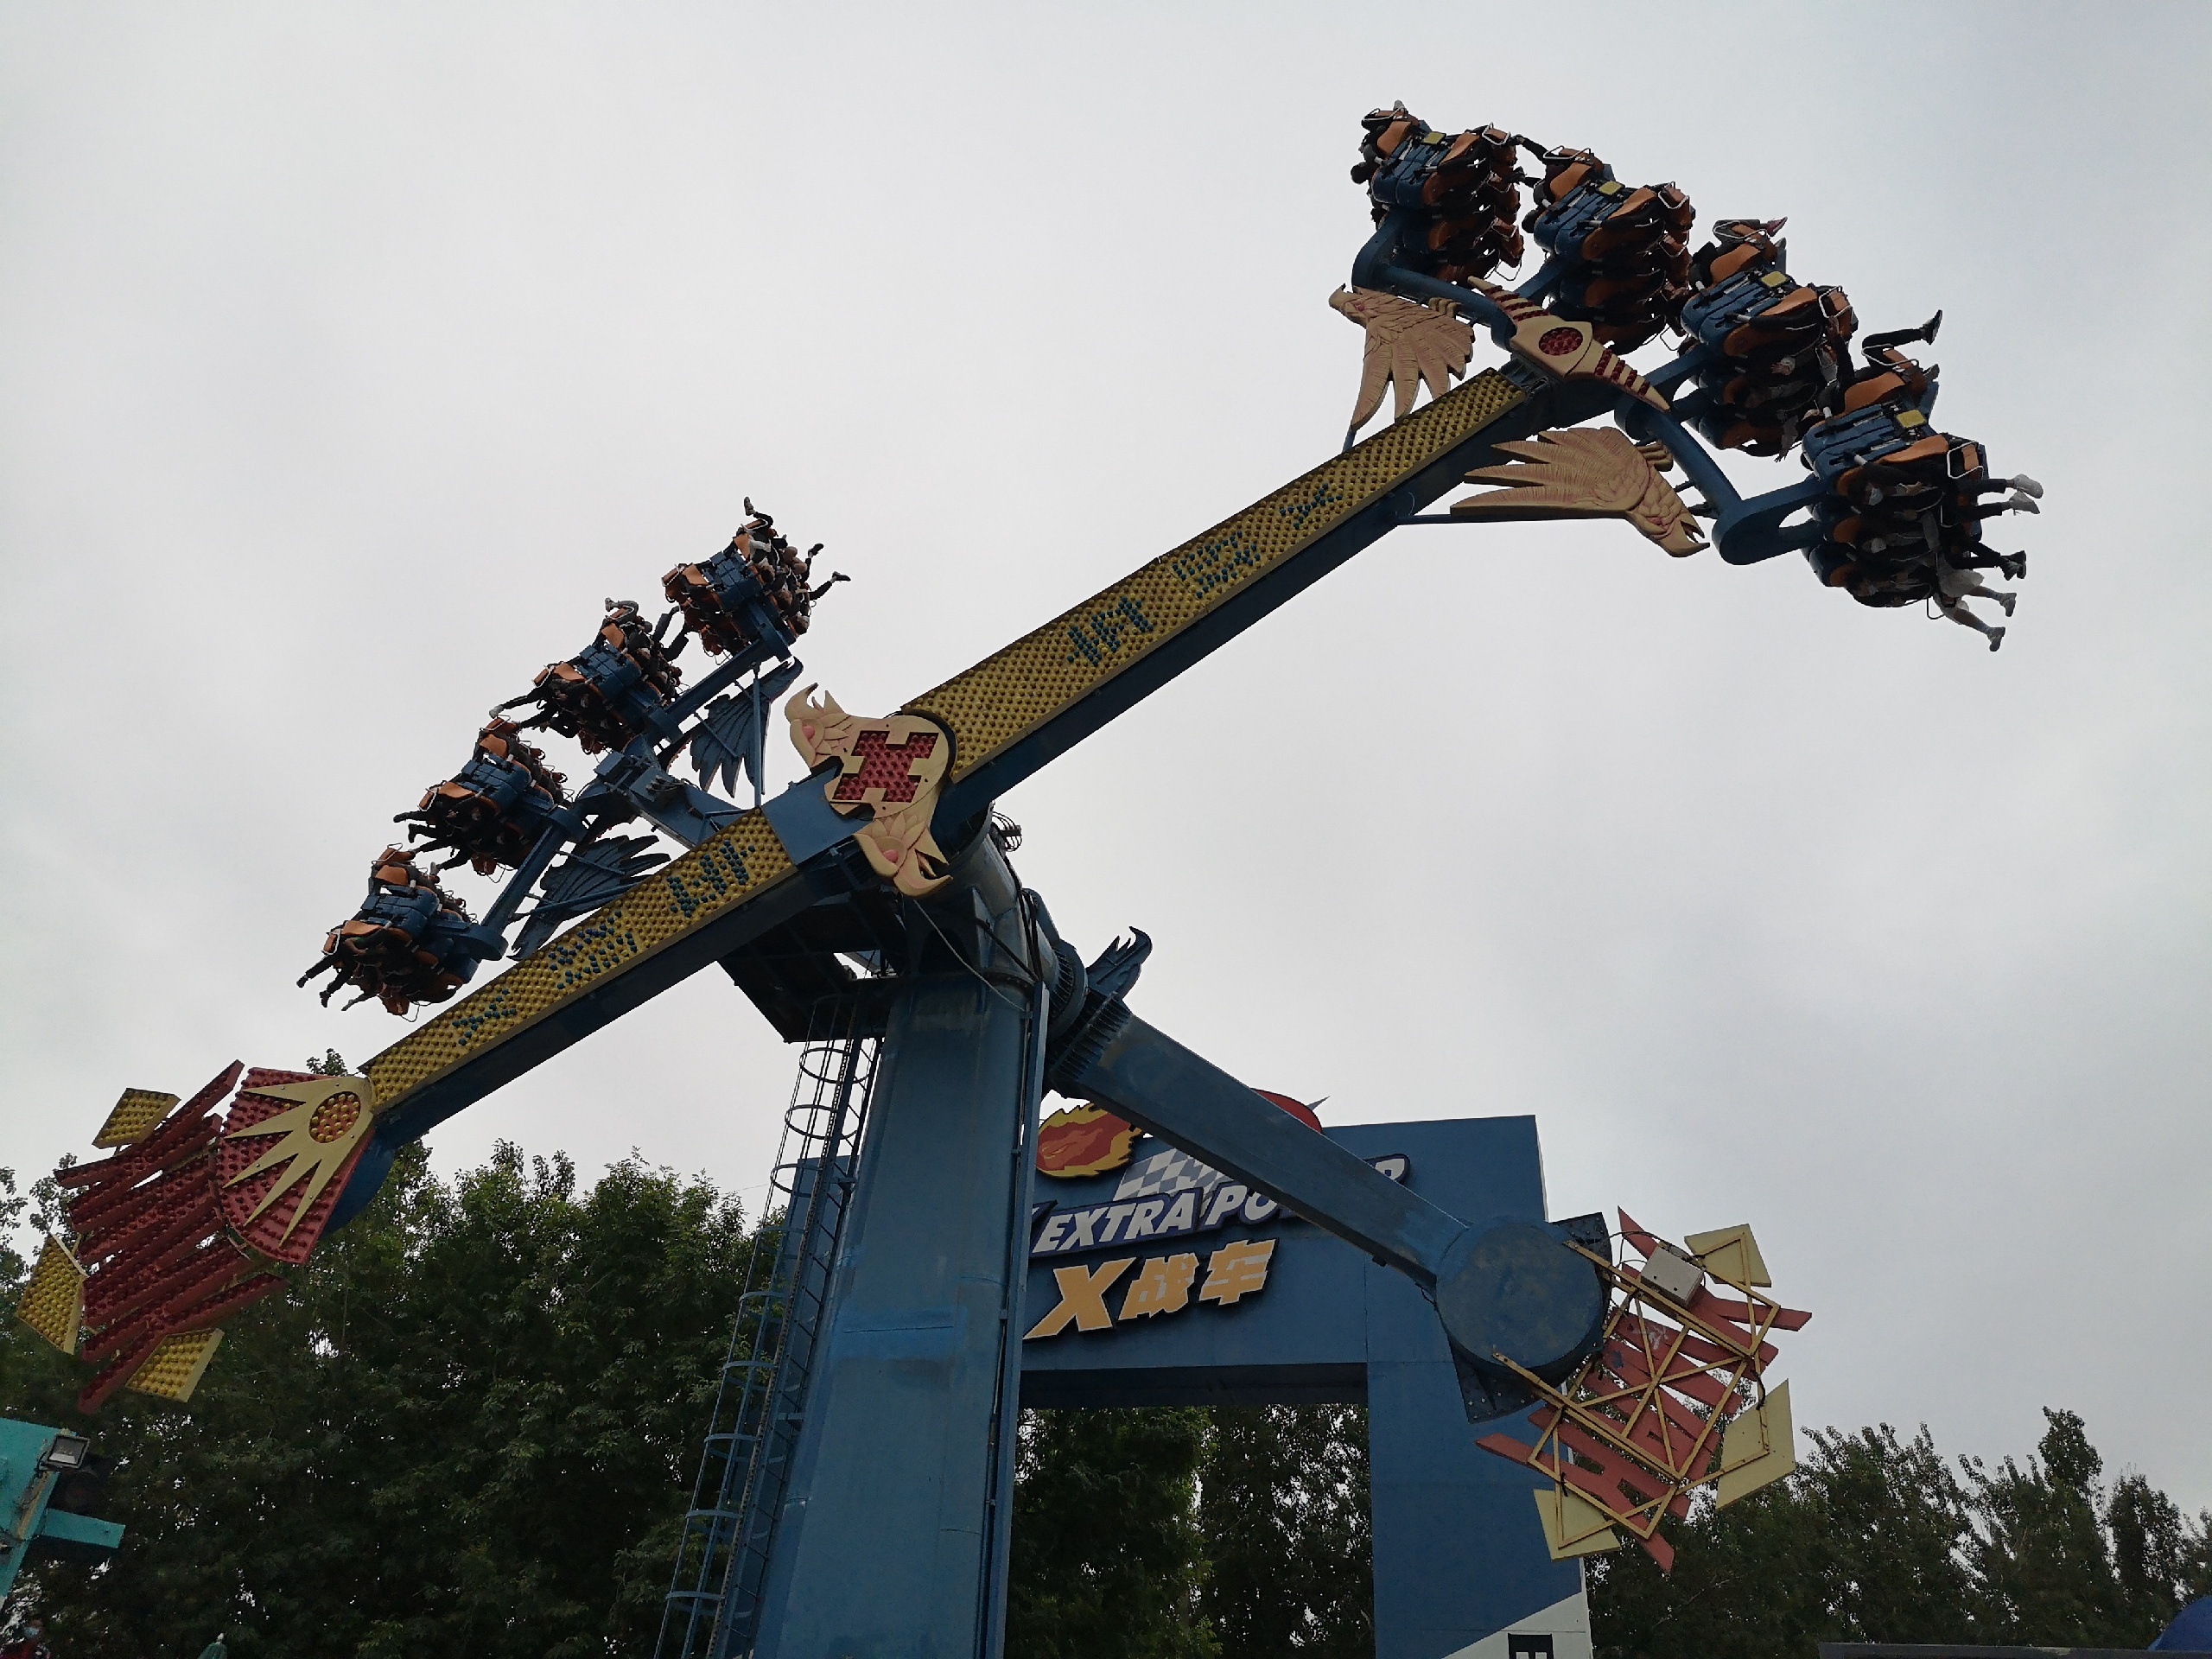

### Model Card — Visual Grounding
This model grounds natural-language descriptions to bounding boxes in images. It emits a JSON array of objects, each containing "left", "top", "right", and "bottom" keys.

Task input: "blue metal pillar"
[
  {"left": 1366, "top": 1348, "right": 1591, "bottom": 1659},
  {"left": 748, "top": 847, "right": 1040, "bottom": 1659}
]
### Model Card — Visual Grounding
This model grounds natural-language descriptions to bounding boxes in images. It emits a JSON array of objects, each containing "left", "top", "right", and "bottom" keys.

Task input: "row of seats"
[
  {"left": 297, "top": 507, "right": 830, "bottom": 1014},
  {"left": 1351, "top": 108, "right": 2042, "bottom": 646}
]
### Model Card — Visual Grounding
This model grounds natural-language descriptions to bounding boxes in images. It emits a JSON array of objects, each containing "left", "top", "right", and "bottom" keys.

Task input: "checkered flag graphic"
[{"left": 1112, "top": 1145, "right": 1223, "bottom": 1202}]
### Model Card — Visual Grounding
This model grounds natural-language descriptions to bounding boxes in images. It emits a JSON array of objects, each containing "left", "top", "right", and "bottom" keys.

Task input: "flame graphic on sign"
[{"left": 1036, "top": 1104, "right": 1139, "bottom": 1179}]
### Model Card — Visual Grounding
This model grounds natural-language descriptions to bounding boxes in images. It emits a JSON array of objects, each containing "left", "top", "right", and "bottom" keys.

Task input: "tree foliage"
[
  {"left": 1005, "top": 1402, "right": 1371, "bottom": 1659},
  {"left": 1203, "top": 1405, "right": 1370, "bottom": 1659},
  {"left": 1587, "top": 1411, "right": 2212, "bottom": 1659},
  {"left": 1015, "top": 1402, "right": 2209, "bottom": 1659},
  {"left": 2, "top": 1139, "right": 754, "bottom": 1658},
  {"left": 1007, "top": 1408, "right": 1216, "bottom": 1659}
]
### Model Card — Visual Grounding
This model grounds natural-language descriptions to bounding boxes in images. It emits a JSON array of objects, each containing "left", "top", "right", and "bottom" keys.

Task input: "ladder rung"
[{"left": 659, "top": 1033, "right": 877, "bottom": 1659}]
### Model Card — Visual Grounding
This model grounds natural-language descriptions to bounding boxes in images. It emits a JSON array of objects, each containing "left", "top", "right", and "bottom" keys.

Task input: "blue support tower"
[
  {"left": 747, "top": 836, "right": 1045, "bottom": 1659},
  {"left": 1022, "top": 1116, "right": 1597, "bottom": 1659}
]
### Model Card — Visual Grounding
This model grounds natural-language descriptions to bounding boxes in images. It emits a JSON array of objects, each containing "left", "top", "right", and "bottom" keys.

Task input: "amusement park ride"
[{"left": 15, "top": 106, "right": 2044, "bottom": 1656}]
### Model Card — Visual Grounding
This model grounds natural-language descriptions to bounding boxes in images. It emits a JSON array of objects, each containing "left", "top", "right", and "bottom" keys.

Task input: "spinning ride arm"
[
  {"left": 33, "top": 106, "right": 2000, "bottom": 1465},
  {"left": 333, "top": 363, "right": 1586, "bottom": 1183},
  {"left": 306, "top": 356, "right": 1629, "bottom": 1419},
  {"left": 20, "top": 356, "right": 1605, "bottom": 1418},
  {"left": 1044, "top": 995, "right": 1607, "bottom": 1419},
  {"left": 26, "top": 281, "right": 1806, "bottom": 1424}
]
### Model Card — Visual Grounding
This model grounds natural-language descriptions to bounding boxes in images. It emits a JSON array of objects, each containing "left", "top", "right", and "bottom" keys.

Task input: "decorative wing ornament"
[
  {"left": 1450, "top": 428, "right": 1708, "bottom": 556},
  {"left": 510, "top": 833, "right": 671, "bottom": 957},
  {"left": 1464, "top": 278, "right": 1669, "bottom": 412},
  {"left": 29, "top": 1065, "right": 377, "bottom": 1409},
  {"left": 1084, "top": 930, "right": 1154, "bottom": 1000},
  {"left": 1329, "top": 287, "right": 1476, "bottom": 433},
  {"left": 1476, "top": 1213, "right": 1808, "bottom": 1572},
  {"left": 786, "top": 687, "right": 952, "bottom": 897},
  {"left": 689, "top": 659, "right": 804, "bottom": 798}
]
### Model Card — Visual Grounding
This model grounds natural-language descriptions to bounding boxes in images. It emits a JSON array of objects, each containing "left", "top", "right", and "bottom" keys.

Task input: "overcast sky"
[{"left": 3, "top": 4, "right": 2208, "bottom": 1515}]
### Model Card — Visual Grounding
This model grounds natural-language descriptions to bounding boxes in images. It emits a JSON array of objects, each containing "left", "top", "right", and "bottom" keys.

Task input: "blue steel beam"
[
  {"left": 1047, "top": 1001, "right": 1609, "bottom": 1396},
  {"left": 1053, "top": 1007, "right": 1465, "bottom": 1280}
]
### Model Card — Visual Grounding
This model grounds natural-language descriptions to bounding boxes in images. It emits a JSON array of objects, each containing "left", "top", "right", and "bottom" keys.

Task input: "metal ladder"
[{"left": 656, "top": 1011, "right": 878, "bottom": 1659}]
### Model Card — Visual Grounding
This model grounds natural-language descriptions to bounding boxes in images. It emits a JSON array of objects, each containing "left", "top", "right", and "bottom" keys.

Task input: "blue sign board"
[{"left": 1020, "top": 1114, "right": 1593, "bottom": 1659}]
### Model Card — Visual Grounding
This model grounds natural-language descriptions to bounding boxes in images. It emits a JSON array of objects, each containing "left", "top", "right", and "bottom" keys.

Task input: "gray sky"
[{"left": 4, "top": 4, "right": 2208, "bottom": 1515}]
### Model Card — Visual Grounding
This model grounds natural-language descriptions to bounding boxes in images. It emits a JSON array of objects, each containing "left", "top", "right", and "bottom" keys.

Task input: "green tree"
[
  {"left": 3, "top": 1139, "right": 756, "bottom": 1658},
  {"left": 1808, "top": 1423, "right": 1981, "bottom": 1643},
  {"left": 1964, "top": 1408, "right": 2138, "bottom": 1647},
  {"left": 1003, "top": 1402, "right": 1373, "bottom": 1659},
  {"left": 1007, "top": 1407, "right": 1216, "bottom": 1659},
  {"left": 1589, "top": 1423, "right": 1978, "bottom": 1658},
  {"left": 1590, "top": 1409, "right": 2212, "bottom": 1658},
  {"left": 1203, "top": 1405, "right": 1371, "bottom": 1659},
  {"left": 2108, "top": 1470, "right": 2207, "bottom": 1637},
  {"left": 0, "top": 1167, "right": 30, "bottom": 1307}
]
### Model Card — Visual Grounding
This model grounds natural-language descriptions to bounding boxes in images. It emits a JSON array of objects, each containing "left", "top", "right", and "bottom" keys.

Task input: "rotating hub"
[{"left": 1434, "top": 1220, "right": 1606, "bottom": 1385}]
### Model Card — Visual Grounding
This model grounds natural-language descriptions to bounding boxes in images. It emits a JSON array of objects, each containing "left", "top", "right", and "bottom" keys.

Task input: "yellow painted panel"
[
  {"left": 1532, "top": 1483, "right": 1623, "bottom": 1559},
  {"left": 365, "top": 812, "right": 795, "bottom": 1112},
  {"left": 906, "top": 372, "right": 1526, "bottom": 776},
  {"left": 16, "top": 1236, "right": 85, "bottom": 1354},
  {"left": 96, "top": 1088, "right": 177, "bottom": 1148},
  {"left": 1717, "top": 1380, "right": 1796, "bottom": 1504},
  {"left": 125, "top": 1328, "right": 226, "bottom": 1402},
  {"left": 1686, "top": 1224, "right": 1770, "bottom": 1287}
]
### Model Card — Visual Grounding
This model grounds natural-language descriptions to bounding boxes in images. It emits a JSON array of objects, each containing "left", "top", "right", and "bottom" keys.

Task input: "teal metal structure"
[{"left": 0, "top": 1417, "right": 124, "bottom": 1605}]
